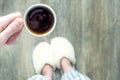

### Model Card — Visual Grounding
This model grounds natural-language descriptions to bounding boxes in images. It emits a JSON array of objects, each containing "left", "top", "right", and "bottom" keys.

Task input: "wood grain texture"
[{"left": 0, "top": 0, "right": 120, "bottom": 80}]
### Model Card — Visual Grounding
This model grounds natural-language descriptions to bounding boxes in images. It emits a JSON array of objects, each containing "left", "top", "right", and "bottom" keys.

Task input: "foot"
[
  {"left": 51, "top": 37, "right": 76, "bottom": 69},
  {"left": 32, "top": 42, "right": 55, "bottom": 74}
]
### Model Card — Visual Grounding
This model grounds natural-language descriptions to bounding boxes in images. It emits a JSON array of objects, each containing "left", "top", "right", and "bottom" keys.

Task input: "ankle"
[
  {"left": 60, "top": 57, "right": 73, "bottom": 73},
  {"left": 41, "top": 64, "right": 53, "bottom": 80}
]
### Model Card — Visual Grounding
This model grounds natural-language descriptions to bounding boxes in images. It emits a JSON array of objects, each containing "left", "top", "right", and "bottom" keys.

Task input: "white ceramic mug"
[{"left": 24, "top": 4, "right": 56, "bottom": 37}]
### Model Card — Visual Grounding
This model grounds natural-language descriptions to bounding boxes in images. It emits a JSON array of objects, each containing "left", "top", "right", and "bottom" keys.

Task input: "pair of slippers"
[{"left": 32, "top": 37, "right": 76, "bottom": 73}]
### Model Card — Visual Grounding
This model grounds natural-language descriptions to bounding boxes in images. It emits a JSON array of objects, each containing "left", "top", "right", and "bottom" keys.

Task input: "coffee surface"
[{"left": 26, "top": 6, "right": 54, "bottom": 34}]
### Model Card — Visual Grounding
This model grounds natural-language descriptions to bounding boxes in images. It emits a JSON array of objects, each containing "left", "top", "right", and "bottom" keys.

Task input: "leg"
[
  {"left": 41, "top": 64, "right": 53, "bottom": 80},
  {"left": 61, "top": 58, "right": 91, "bottom": 80},
  {"left": 28, "top": 64, "right": 53, "bottom": 80},
  {"left": 60, "top": 57, "right": 73, "bottom": 73}
]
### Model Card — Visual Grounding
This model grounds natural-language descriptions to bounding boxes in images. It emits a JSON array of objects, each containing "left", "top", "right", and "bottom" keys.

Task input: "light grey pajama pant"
[{"left": 28, "top": 70, "right": 91, "bottom": 80}]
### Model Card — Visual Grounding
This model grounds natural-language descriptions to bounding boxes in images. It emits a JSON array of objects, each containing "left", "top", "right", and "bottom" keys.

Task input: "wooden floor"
[{"left": 0, "top": 0, "right": 120, "bottom": 80}]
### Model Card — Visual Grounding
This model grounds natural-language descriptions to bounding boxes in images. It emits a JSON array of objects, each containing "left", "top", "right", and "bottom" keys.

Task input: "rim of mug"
[{"left": 24, "top": 4, "right": 57, "bottom": 37}]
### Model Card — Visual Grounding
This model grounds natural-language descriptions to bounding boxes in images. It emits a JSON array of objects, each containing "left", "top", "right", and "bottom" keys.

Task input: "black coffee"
[{"left": 26, "top": 6, "right": 54, "bottom": 35}]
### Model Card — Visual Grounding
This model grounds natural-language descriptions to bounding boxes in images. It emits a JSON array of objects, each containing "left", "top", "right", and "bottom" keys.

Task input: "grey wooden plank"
[{"left": 81, "top": 0, "right": 119, "bottom": 80}]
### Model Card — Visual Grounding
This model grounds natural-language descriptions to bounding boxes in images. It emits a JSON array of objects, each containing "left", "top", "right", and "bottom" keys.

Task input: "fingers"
[
  {"left": 0, "top": 18, "right": 24, "bottom": 46},
  {"left": 6, "top": 31, "right": 21, "bottom": 45},
  {"left": 2, "top": 18, "right": 24, "bottom": 37},
  {"left": 0, "top": 12, "right": 23, "bottom": 32}
]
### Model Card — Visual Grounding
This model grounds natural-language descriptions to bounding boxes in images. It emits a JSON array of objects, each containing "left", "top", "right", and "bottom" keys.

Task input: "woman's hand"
[{"left": 0, "top": 12, "right": 24, "bottom": 47}]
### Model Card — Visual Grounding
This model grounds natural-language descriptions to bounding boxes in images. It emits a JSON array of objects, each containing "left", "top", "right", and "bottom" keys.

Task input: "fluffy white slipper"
[
  {"left": 51, "top": 37, "right": 76, "bottom": 68},
  {"left": 32, "top": 42, "right": 55, "bottom": 74}
]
